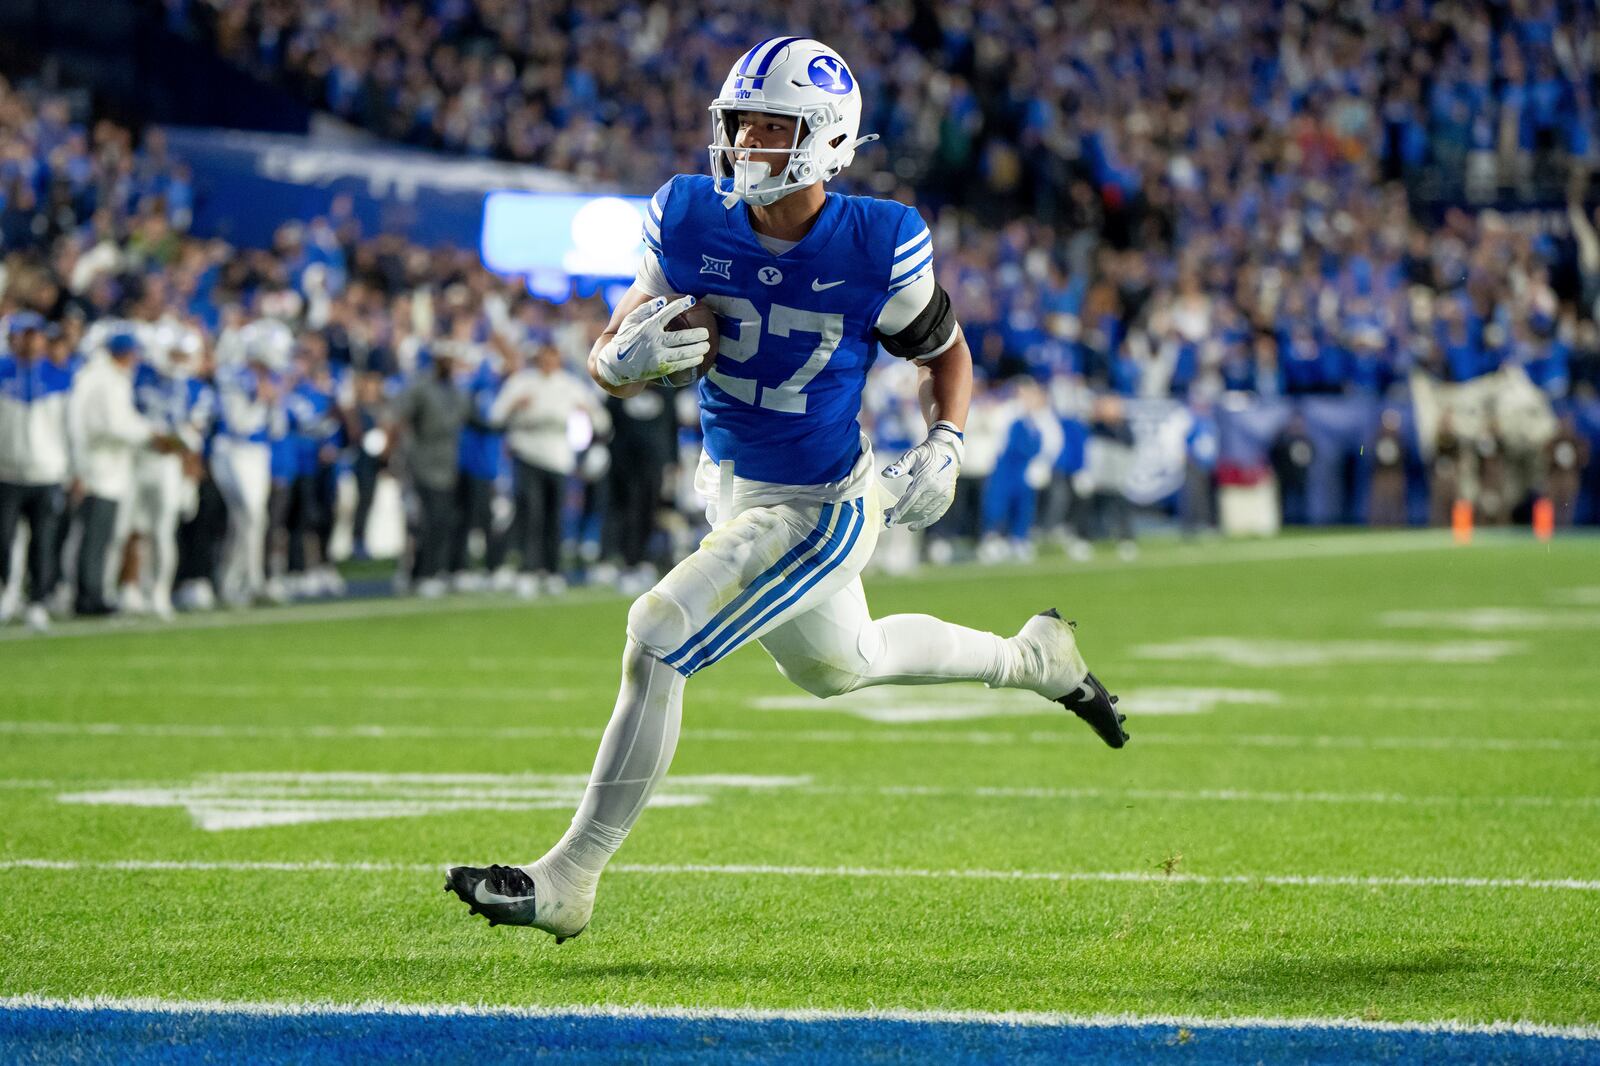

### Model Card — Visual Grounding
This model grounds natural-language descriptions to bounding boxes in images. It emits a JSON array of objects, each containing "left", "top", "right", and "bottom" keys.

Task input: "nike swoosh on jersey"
[
  {"left": 811, "top": 279, "right": 846, "bottom": 291},
  {"left": 473, "top": 880, "right": 536, "bottom": 906}
]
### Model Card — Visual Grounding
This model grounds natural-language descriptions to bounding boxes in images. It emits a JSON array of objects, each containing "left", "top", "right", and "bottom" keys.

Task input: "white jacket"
[
  {"left": 0, "top": 355, "right": 75, "bottom": 485},
  {"left": 69, "top": 356, "right": 154, "bottom": 501},
  {"left": 489, "top": 367, "right": 604, "bottom": 475}
]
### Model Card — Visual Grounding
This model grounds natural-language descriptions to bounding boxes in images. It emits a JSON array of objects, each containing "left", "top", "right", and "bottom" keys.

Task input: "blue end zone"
[{"left": 3, "top": 1006, "right": 1597, "bottom": 1065}]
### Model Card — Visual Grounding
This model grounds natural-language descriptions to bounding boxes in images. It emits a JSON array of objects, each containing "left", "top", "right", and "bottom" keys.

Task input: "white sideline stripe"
[
  {"left": 0, "top": 531, "right": 1520, "bottom": 643},
  {"left": 3, "top": 719, "right": 1596, "bottom": 752},
  {"left": 0, "top": 589, "right": 587, "bottom": 643},
  {"left": 1, "top": 994, "right": 1596, "bottom": 1042},
  {"left": 0, "top": 858, "right": 1596, "bottom": 893},
  {"left": 884, "top": 530, "right": 1467, "bottom": 585},
  {"left": 5, "top": 682, "right": 588, "bottom": 704}
]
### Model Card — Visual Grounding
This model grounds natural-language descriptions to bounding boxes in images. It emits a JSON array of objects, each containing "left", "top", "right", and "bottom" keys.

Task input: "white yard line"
[
  {"left": 2, "top": 719, "right": 1596, "bottom": 752},
  {"left": 0, "top": 858, "right": 1595, "bottom": 893},
  {"left": 0, "top": 993, "right": 1596, "bottom": 1041},
  {"left": 853, "top": 784, "right": 1600, "bottom": 809},
  {"left": 7, "top": 774, "right": 1595, "bottom": 812}
]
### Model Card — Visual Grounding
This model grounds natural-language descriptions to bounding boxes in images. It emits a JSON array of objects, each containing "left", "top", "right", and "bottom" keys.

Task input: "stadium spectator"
[
  {"left": 125, "top": 328, "right": 212, "bottom": 620},
  {"left": 0, "top": 311, "right": 71, "bottom": 631},
  {"left": 346, "top": 369, "right": 389, "bottom": 561},
  {"left": 283, "top": 337, "right": 346, "bottom": 598},
  {"left": 490, "top": 342, "right": 605, "bottom": 598},
  {"left": 388, "top": 347, "right": 470, "bottom": 598},
  {"left": 979, "top": 378, "right": 1062, "bottom": 563},
  {"left": 212, "top": 325, "right": 286, "bottom": 607},
  {"left": 603, "top": 382, "right": 678, "bottom": 591},
  {"left": 450, "top": 338, "right": 512, "bottom": 591},
  {"left": 67, "top": 332, "right": 170, "bottom": 616}
]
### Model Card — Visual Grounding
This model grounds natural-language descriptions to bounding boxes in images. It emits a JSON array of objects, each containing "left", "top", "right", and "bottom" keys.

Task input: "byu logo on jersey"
[
  {"left": 758, "top": 266, "right": 783, "bottom": 286},
  {"left": 808, "top": 56, "right": 853, "bottom": 94},
  {"left": 701, "top": 255, "right": 733, "bottom": 280}
]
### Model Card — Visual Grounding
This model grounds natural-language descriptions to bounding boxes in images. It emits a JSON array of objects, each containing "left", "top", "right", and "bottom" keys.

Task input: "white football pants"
[
  {"left": 126, "top": 453, "right": 190, "bottom": 611},
  {"left": 538, "top": 486, "right": 1018, "bottom": 894},
  {"left": 211, "top": 438, "right": 271, "bottom": 604}
]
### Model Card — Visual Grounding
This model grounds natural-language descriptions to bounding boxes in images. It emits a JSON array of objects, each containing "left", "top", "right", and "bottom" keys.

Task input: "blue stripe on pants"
[
  {"left": 663, "top": 503, "right": 838, "bottom": 672},
  {"left": 681, "top": 498, "right": 865, "bottom": 676}
]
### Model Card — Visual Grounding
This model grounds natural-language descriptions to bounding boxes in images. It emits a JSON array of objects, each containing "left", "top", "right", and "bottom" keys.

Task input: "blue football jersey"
[
  {"left": 645, "top": 174, "right": 934, "bottom": 485},
  {"left": 134, "top": 363, "right": 214, "bottom": 436}
]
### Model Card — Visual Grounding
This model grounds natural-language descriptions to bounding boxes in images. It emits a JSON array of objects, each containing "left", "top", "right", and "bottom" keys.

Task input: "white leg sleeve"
[
  {"left": 759, "top": 578, "right": 1018, "bottom": 698},
  {"left": 537, "top": 638, "right": 685, "bottom": 894}
]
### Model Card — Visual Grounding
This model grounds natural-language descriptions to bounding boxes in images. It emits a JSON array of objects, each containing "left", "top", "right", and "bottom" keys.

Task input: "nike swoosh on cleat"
[
  {"left": 1072, "top": 681, "right": 1096, "bottom": 702},
  {"left": 811, "top": 279, "right": 846, "bottom": 291},
  {"left": 473, "top": 881, "right": 535, "bottom": 906}
]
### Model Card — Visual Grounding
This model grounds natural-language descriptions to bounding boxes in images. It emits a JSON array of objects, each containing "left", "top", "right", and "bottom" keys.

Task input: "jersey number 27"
[{"left": 702, "top": 296, "right": 842, "bottom": 415}]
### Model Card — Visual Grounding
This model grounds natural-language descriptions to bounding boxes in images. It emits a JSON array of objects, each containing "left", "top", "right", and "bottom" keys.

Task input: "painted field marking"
[
  {"left": 54, "top": 773, "right": 810, "bottom": 831},
  {"left": 5, "top": 681, "right": 590, "bottom": 704},
  {"left": 1548, "top": 587, "right": 1600, "bottom": 606},
  {"left": 24, "top": 772, "right": 1597, "bottom": 829},
  {"left": 2, "top": 994, "right": 1597, "bottom": 1042},
  {"left": 0, "top": 531, "right": 1534, "bottom": 645},
  {"left": 1131, "top": 637, "right": 1523, "bottom": 667},
  {"left": 886, "top": 530, "right": 1468, "bottom": 586},
  {"left": 3, "top": 719, "right": 1597, "bottom": 752},
  {"left": 98, "top": 654, "right": 602, "bottom": 673},
  {"left": 0, "top": 858, "right": 1596, "bottom": 893},
  {"left": 752, "top": 687, "right": 1281, "bottom": 722},
  {"left": 1381, "top": 607, "right": 1600, "bottom": 631},
  {"left": 0, "top": 590, "right": 589, "bottom": 644}
]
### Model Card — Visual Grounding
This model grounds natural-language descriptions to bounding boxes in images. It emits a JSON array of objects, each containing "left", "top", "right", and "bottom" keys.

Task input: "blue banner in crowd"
[{"left": 164, "top": 128, "right": 585, "bottom": 250}]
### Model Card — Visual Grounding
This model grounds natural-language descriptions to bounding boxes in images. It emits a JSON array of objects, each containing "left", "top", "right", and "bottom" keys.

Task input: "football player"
[{"left": 448, "top": 38, "right": 1126, "bottom": 940}]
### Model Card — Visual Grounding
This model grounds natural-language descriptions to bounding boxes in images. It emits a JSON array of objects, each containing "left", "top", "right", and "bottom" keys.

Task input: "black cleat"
[
  {"left": 444, "top": 863, "right": 589, "bottom": 942},
  {"left": 1056, "top": 670, "right": 1128, "bottom": 749}
]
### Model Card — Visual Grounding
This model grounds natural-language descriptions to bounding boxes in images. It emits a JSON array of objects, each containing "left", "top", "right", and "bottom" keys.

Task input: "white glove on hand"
[
  {"left": 881, "top": 420, "right": 965, "bottom": 529},
  {"left": 595, "top": 295, "right": 710, "bottom": 389}
]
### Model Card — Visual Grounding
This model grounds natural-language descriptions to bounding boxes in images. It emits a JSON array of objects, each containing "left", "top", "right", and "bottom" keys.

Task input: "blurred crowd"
[
  {"left": 9, "top": 0, "right": 1600, "bottom": 628},
  {"left": 168, "top": 3, "right": 1600, "bottom": 405}
]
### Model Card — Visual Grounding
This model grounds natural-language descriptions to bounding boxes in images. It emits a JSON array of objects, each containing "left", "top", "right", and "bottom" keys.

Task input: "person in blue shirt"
[
  {"left": 0, "top": 312, "right": 74, "bottom": 632},
  {"left": 450, "top": 342, "right": 510, "bottom": 589},
  {"left": 283, "top": 339, "right": 346, "bottom": 597},
  {"left": 128, "top": 331, "right": 213, "bottom": 619},
  {"left": 979, "top": 377, "right": 1062, "bottom": 562},
  {"left": 448, "top": 37, "right": 1126, "bottom": 941}
]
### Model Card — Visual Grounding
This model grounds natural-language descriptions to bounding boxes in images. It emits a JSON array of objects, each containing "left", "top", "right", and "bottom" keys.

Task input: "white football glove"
[
  {"left": 881, "top": 420, "right": 965, "bottom": 530},
  {"left": 595, "top": 295, "right": 710, "bottom": 389}
]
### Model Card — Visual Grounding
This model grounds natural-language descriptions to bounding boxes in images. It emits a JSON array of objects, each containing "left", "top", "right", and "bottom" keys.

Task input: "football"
[{"left": 663, "top": 295, "right": 719, "bottom": 386}]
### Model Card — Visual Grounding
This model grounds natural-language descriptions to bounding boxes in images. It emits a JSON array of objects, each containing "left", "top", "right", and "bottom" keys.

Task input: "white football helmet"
[{"left": 708, "top": 38, "right": 878, "bottom": 207}]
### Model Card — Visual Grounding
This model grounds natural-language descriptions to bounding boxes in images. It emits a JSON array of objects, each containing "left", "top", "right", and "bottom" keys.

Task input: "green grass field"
[{"left": 2, "top": 531, "right": 1598, "bottom": 1029}]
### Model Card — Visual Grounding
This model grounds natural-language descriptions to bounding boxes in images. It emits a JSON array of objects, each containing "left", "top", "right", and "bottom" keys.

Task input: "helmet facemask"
[{"left": 709, "top": 103, "right": 851, "bottom": 207}]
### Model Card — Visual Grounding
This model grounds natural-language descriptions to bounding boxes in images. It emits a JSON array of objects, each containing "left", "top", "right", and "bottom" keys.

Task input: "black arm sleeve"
[{"left": 877, "top": 282, "right": 959, "bottom": 361}]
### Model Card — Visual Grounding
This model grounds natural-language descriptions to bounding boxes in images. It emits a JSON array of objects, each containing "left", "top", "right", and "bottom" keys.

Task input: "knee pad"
[{"left": 626, "top": 587, "right": 696, "bottom": 661}]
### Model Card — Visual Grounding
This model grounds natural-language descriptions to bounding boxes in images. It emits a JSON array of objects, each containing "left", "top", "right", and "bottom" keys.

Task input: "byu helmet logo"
[{"left": 807, "top": 56, "right": 853, "bottom": 94}]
